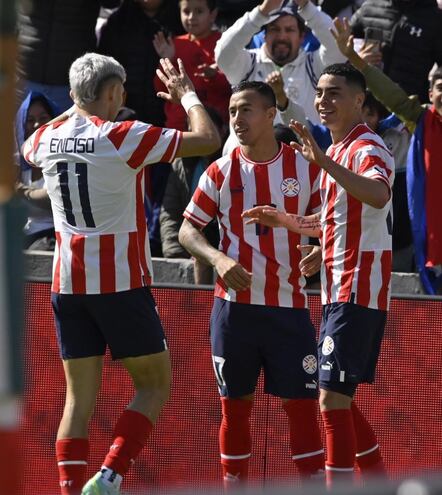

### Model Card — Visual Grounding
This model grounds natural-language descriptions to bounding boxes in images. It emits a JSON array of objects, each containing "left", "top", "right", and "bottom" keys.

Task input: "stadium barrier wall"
[{"left": 21, "top": 282, "right": 442, "bottom": 495}]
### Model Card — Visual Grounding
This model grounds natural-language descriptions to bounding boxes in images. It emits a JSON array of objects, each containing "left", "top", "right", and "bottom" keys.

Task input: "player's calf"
[
  {"left": 219, "top": 398, "right": 253, "bottom": 488},
  {"left": 352, "top": 402, "right": 386, "bottom": 476},
  {"left": 283, "top": 399, "right": 325, "bottom": 479}
]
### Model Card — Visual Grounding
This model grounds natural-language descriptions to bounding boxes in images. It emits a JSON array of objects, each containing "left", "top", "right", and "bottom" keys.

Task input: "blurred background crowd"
[{"left": 13, "top": 0, "right": 442, "bottom": 290}]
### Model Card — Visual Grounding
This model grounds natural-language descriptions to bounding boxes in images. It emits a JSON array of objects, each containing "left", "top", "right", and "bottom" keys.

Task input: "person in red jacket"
[{"left": 153, "top": 0, "right": 231, "bottom": 130}]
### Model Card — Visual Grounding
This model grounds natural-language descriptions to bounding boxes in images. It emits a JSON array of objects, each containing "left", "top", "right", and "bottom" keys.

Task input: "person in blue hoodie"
[{"left": 15, "top": 91, "right": 59, "bottom": 249}]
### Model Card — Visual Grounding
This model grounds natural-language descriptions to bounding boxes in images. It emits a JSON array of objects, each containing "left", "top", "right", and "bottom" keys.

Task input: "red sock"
[
  {"left": 283, "top": 399, "right": 324, "bottom": 479},
  {"left": 103, "top": 409, "right": 153, "bottom": 476},
  {"left": 56, "top": 438, "right": 89, "bottom": 495},
  {"left": 321, "top": 409, "right": 356, "bottom": 487},
  {"left": 219, "top": 398, "right": 253, "bottom": 486},
  {"left": 352, "top": 402, "right": 386, "bottom": 476}
]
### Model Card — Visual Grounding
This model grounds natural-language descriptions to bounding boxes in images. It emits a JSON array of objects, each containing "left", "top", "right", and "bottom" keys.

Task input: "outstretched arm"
[
  {"left": 215, "top": 0, "right": 284, "bottom": 84},
  {"left": 297, "top": 0, "right": 347, "bottom": 71},
  {"left": 179, "top": 219, "right": 252, "bottom": 291},
  {"left": 242, "top": 206, "right": 321, "bottom": 237},
  {"left": 331, "top": 17, "right": 424, "bottom": 132},
  {"left": 156, "top": 58, "right": 221, "bottom": 157}
]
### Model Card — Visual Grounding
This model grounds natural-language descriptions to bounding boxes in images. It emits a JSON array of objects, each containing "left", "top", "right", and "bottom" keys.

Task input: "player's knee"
[
  {"left": 319, "top": 386, "right": 354, "bottom": 411},
  {"left": 63, "top": 396, "right": 97, "bottom": 423},
  {"left": 132, "top": 364, "right": 171, "bottom": 407},
  {"left": 134, "top": 380, "right": 171, "bottom": 411}
]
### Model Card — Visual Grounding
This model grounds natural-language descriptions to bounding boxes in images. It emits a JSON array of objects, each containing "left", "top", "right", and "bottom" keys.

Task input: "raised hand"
[
  {"left": 265, "top": 71, "right": 288, "bottom": 108},
  {"left": 153, "top": 31, "right": 175, "bottom": 60},
  {"left": 242, "top": 206, "right": 287, "bottom": 228},
  {"left": 358, "top": 41, "right": 383, "bottom": 66},
  {"left": 330, "top": 17, "right": 357, "bottom": 60},
  {"left": 259, "top": 0, "right": 286, "bottom": 16},
  {"left": 289, "top": 120, "right": 326, "bottom": 165},
  {"left": 156, "top": 58, "right": 195, "bottom": 104}
]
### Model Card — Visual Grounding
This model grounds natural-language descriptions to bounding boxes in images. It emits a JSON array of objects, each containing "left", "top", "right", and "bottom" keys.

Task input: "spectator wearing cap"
[{"left": 215, "top": 0, "right": 346, "bottom": 127}]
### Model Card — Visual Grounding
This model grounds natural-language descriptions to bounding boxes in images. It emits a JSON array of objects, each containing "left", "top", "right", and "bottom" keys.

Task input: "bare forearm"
[
  {"left": 346, "top": 49, "right": 368, "bottom": 72},
  {"left": 178, "top": 219, "right": 221, "bottom": 267},
  {"left": 285, "top": 212, "right": 321, "bottom": 237},
  {"left": 319, "top": 155, "right": 389, "bottom": 209},
  {"left": 180, "top": 105, "right": 221, "bottom": 157}
]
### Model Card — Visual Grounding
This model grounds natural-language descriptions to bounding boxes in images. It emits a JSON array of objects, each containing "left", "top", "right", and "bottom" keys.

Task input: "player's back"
[
  {"left": 24, "top": 114, "right": 182, "bottom": 294},
  {"left": 41, "top": 115, "right": 142, "bottom": 235}
]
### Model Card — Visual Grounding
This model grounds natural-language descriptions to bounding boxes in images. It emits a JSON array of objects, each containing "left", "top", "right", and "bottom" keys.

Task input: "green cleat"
[{"left": 81, "top": 472, "right": 121, "bottom": 495}]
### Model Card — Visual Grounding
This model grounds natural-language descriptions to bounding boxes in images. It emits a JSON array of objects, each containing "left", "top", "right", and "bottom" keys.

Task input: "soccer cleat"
[{"left": 81, "top": 472, "right": 121, "bottom": 495}]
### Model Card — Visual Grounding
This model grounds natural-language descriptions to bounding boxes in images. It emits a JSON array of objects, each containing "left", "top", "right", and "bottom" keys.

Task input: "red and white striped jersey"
[
  {"left": 184, "top": 143, "right": 321, "bottom": 308},
  {"left": 320, "top": 123, "right": 395, "bottom": 311},
  {"left": 23, "top": 114, "right": 182, "bottom": 294}
]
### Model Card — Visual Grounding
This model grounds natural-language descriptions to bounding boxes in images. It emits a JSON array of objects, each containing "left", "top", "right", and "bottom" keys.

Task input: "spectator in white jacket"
[{"left": 215, "top": 0, "right": 346, "bottom": 132}]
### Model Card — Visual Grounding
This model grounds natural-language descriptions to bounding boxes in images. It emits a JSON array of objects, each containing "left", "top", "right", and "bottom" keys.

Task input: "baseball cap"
[{"left": 262, "top": 0, "right": 300, "bottom": 26}]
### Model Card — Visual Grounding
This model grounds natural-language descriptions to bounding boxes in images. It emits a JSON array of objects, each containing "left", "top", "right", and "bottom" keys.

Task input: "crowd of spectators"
[{"left": 14, "top": 0, "right": 442, "bottom": 292}]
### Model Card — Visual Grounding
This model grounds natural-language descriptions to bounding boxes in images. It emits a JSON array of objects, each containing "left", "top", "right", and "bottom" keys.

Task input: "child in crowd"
[
  {"left": 15, "top": 91, "right": 59, "bottom": 250},
  {"left": 153, "top": 0, "right": 231, "bottom": 131}
]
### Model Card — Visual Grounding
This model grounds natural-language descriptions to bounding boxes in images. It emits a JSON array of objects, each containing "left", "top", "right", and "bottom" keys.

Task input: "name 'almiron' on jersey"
[
  {"left": 23, "top": 114, "right": 182, "bottom": 295},
  {"left": 184, "top": 143, "right": 321, "bottom": 309},
  {"left": 320, "top": 124, "right": 395, "bottom": 311}
]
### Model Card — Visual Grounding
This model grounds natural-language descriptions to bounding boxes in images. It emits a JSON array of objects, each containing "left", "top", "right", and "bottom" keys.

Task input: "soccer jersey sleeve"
[
  {"left": 183, "top": 161, "right": 222, "bottom": 228},
  {"left": 22, "top": 124, "right": 51, "bottom": 167},
  {"left": 105, "top": 120, "right": 182, "bottom": 170},
  {"left": 353, "top": 144, "right": 395, "bottom": 192},
  {"left": 306, "top": 164, "right": 322, "bottom": 215}
]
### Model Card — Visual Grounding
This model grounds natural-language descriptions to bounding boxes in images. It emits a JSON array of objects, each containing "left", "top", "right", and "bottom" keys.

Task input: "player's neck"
[
  {"left": 75, "top": 103, "right": 113, "bottom": 122},
  {"left": 241, "top": 140, "right": 280, "bottom": 163},
  {"left": 330, "top": 118, "right": 364, "bottom": 145}
]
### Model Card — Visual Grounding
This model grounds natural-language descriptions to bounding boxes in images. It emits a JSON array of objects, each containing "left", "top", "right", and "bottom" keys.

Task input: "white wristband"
[{"left": 181, "top": 91, "right": 202, "bottom": 114}]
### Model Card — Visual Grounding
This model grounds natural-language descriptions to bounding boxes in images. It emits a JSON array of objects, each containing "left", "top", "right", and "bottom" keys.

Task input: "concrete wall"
[{"left": 24, "top": 250, "right": 427, "bottom": 295}]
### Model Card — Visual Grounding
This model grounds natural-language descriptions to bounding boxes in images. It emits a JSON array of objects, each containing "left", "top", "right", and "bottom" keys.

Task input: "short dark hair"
[
  {"left": 363, "top": 91, "right": 389, "bottom": 120},
  {"left": 430, "top": 66, "right": 442, "bottom": 89},
  {"left": 179, "top": 0, "right": 217, "bottom": 11},
  {"left": 273, "top": 123, "right": 299, "bottom": 145},
  {"left": 231, "top": 81, "right": 276, "bottom": 108},
  {"left": 320, "top": 63, "right": 367, "bottom": 93}
]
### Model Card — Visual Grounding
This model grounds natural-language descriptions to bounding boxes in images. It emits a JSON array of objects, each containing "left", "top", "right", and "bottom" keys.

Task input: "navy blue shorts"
[
  {"left": 51, "top": 287, "right": 167, "bottom": 360},
  {"left": 318, "top": 302, "right": 387, "bottom": 395},
  {"left": 210, "top": 298, "right": 318, "bottom": 399}
]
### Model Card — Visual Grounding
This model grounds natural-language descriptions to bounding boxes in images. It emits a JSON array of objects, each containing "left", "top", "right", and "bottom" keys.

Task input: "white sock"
[{"left": 100, "top": 466, "right": 122, "bottom": 488}]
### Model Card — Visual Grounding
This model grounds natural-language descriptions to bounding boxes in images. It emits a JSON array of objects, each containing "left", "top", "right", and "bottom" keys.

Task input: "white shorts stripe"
[
  {"left": 356, "top": 444, "right": 379, "bottom": 458},
  {"left": 57, "top": 461, "right": 87, "bottom": 466},
  {"left": 220, "top": 453, "right": 251, "bottom": 460},
  {"left": 292, "top": 449, "right": 324, "bottom": 460},
  {"left": 325, "top": 465, "right": 354, "bottom": 472}
]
